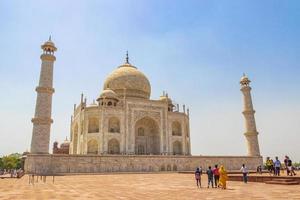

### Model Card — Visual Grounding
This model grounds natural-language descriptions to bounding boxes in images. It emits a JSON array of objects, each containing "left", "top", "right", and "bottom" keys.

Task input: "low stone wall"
[
  {"left": 25, "top": 154, "right": 263, "bottom": 174},
  {"left": 229, "top": 175, "right": 300, "bottom": 183}
]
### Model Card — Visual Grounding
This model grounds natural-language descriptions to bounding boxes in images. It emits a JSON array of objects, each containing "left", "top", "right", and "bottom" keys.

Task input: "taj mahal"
[
  {"left": 25, "top": 38, "right": 262, "bottom": 174},
  {"left": 70, "top": 52, "right": 190, "bottom": 156}
]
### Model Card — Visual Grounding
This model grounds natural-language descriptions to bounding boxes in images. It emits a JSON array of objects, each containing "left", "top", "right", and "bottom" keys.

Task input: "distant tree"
[
  {"left": 0, "top": 153, "right": 22, "bottom": 170},
  {"left": 0, "top": 157, "right": 3, "bottom": 169}
]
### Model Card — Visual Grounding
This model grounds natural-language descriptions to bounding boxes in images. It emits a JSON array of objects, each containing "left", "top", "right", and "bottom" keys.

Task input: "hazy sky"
[{"left": 0, "top": 1, "right": 299, "bottom": 162}]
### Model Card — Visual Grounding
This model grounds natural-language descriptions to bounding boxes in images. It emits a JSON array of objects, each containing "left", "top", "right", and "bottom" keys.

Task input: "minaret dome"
[
  {"left": 240, "top": 73, "right": 251, "bottom": 86},
  {"left": 41, "top": 36, "right": 57, "bottom": 54}
]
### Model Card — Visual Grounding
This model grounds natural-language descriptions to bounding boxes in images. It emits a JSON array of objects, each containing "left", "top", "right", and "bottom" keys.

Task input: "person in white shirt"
[{"left": 240, "top": 164, "right": 249, "bottom": 183}]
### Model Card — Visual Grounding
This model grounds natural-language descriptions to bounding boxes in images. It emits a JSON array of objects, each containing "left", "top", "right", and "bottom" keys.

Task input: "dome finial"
[
  {"left": 125, "top": 51, "right": 129, "bottom": 64},
  {"left": 49, "top": 35, "right": 52, "bottom": 41}
]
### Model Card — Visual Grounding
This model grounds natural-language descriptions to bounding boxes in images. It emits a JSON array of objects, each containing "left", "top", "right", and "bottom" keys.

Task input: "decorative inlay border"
[
  {"left": 36, "top": 86, "right": 55, "bottom": 94},
  {"left": 31, "top": 117, "right": 53, "bottom": 125}
]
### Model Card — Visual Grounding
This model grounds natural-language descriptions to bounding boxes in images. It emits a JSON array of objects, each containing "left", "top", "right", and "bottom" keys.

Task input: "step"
[
  {"left": 265, "top": 180, "right": 299, "bottom": 185},
  {"left": 273, "top": 179, "right": 298, "bottom": 183}
]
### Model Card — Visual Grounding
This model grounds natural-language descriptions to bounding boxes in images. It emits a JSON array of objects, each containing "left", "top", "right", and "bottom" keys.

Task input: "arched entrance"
[
  {"left": 135, "top": 117, "right": 160, "bottom": 155},
  {"left": 108, "top": 139, "right": 120, "bottom": 154},
  {"left": 87, "top": 139, "right": 98, "bottom": 154},
  {"left": 172, "top": 121, "right": 182, "bottom": 136},
  {"left": 173, "top": 141, "right": 182, "bottom": 155},
  {"left": 108, "top": 117, "right": 120, "bottom": 133}
]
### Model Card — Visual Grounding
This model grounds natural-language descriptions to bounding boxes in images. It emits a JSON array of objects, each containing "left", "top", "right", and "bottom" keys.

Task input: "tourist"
[
  {"left": 284, "top": 156, "right": 290, "bottom": 176},
  {"left": 266, "top": 157, "right": 272, "bottom": 175},
  {"left": 287, "top": 157, "right": 297, "bottom": 176},
  {"left": 213, "top": 164, "right": 220, "bottom": 188},
  {"left": 270, "top": 159, "right": 275, "bottom": 175},
  {"left": 266, "top": 157, "right": 275, "bottom": 175},
  {"left": 219, "top": 165, "right": 228, "bottom": 189},
  {"left": 274, "top": 157, "right": 281, "bottom": 176},
  {"left": 206, "top": 166, "right": 214, "bottom": 188},
  {"left": 240, "top": 164, "right": 249, "bottom": 183},
  {"left": 194, "top": 167, "right": 202, "bottom": 188},
  {"left": 256, "top": 165, "right": 262, "bottom": 174}
]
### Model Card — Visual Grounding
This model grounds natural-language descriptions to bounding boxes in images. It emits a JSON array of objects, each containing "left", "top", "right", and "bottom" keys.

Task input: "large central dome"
[{"left": 103, "top": 60, "right": 151, "bottom": 99}]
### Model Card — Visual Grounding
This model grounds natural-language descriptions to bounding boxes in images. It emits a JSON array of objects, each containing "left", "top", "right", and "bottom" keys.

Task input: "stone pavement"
[
  {"left": 0, "top": 173, "right": 299, "bottom": 200},
  {"left": 0, "top": 174, "right": 11, "bottom": 178}
]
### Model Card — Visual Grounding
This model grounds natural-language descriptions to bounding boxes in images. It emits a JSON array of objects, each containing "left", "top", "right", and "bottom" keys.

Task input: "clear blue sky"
[{"left": 0, "top": 1, "right": 299, "bottom": 162}]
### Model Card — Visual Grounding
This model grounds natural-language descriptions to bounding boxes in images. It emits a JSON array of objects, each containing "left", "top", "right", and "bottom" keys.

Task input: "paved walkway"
[
  {"left": 0, "top": 174, "right": 12, "bottom": 178},
  {"left": 0, "top": 173, "right": 299, "bottom": 199}
]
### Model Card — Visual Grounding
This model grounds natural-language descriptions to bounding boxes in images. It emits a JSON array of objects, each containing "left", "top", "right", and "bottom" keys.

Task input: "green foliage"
[
  {"left": 0, "top": 157, "right": 3, "bottom": 169},
  {"left": 0, "top": 153, "right": 22, "bottom": 170},
  {"left": 294, "top": 162, "right": 300, "bottom": 167}
]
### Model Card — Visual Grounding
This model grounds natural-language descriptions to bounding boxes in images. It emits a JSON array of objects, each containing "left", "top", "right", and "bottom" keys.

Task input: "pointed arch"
[
  {"left": 108, "top": 117, "right": 120, "bottom": 133},
  {"left": 172, "top": 121, "right": 182, "bottom": 136},
  {"left": 108, "top": 139, "right": 120, "bottom": 154},
  {"left": 173, "top": 141, "right": 182, "bottom": 155},
  {"left": 173, "top": 165, "right": 178, "bottom": 171},
  {"left": 88, "top": 117, "right": 99, "bottom": 133},
  {"left": 87, "top": 139, "right": 98, "bottom": 154},
  {"left": 167, "top": 164, "right": 172, "bottom": 171},
  {"left": 135, "top": 117, "right": 160, "bottom": 155}
]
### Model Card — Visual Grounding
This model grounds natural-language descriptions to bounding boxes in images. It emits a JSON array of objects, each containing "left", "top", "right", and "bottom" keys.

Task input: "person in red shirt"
[{"left": 213, "top": 164, "right": 220, "bottom": 187}]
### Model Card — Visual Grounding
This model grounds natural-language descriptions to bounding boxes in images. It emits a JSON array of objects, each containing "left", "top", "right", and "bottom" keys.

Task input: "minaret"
[
  {"left": 30, "top": 37, "right": 57, "bottom": 154},
  {"left": 240, "top": 74, "right": 260, "bottom": 156}
]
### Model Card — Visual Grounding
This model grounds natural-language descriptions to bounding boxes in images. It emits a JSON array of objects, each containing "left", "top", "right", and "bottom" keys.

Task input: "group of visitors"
[
  {"left": 0, "top": 169, "right": 24, "bottom": 178},
  {"left": 266, "top": 156, "right": 281, "bottom": 176},
  {"left": 266, "top": 155, "right": 297, "bottom": 176},
  {"left": 194, "top": 165, "right": 228, "bottom": 189},
  {"left": 194, "top": 156, "right": 298, "bottom": 189},
  {"left": 284, "top": 156, "right": 297, "bottom": 176}
]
